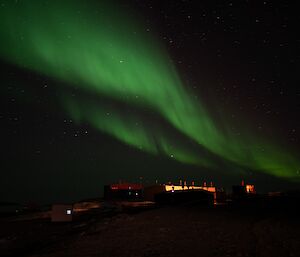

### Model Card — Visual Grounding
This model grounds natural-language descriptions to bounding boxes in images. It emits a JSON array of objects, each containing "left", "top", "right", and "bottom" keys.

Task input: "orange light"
[
  {"left": 245, "top": 184, "right": 255, "bottom": 193},
  {"left": 164, "top": 185, "right": 216, "bottom": 193}
]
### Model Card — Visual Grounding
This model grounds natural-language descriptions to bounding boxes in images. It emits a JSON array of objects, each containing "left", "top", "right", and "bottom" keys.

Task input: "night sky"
[{"left": 0, "top": 0, "right": 299, "bottom": 204}]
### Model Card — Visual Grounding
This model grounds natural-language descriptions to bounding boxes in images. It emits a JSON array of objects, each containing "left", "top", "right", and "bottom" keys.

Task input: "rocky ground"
[{"left": 0, "top": 203, "right": 299, "bottom": 257}]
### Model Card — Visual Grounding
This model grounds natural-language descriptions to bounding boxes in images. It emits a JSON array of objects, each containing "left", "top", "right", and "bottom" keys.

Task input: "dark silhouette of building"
[{"left": 104, "top": 183, "right": 143, "bottom": 200}]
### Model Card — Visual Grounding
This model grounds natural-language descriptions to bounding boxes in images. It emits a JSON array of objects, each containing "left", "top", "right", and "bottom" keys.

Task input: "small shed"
[{"left": 51, "top": 204, "right": 73, "bottom": 222}]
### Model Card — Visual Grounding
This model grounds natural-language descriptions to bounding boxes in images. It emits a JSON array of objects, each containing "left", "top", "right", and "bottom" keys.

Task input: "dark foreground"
[{"left": 0, "top": 203, "right": 299, "bottom": 257}]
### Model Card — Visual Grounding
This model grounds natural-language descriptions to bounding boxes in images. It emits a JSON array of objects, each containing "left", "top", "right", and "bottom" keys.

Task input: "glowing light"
[
  {"left": 164, "top": 185, "right": 216, "bottom": 192},
  {"left": 245, "top": 184, "right": 255, "bottom": 194},
  {"left": 0, "top": 0, "right": 299, "bottom": 180}
]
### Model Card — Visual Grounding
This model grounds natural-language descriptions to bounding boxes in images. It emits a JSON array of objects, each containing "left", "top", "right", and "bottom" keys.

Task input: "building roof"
[{"left": 110, "top": 183, "right": 143, "bottom": 190}]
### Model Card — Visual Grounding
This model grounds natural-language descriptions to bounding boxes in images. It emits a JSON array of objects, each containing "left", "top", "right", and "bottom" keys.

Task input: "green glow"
[
  {"left": 0, "top": 0, "right": 299, "bottom": 179},
  {"left": 63, "top": 94, "right": 215, "bottom": 168}
]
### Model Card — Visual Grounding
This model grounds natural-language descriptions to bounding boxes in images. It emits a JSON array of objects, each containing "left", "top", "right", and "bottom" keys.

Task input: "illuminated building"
[
  {"left": 105, "top": 181, "right": 227, "bottom": 204},
  {"left": 232, "top": 181, "right": 256, "bottom": 198},
  {"left": 144, "top": 182, "right": 222, "bottom": 204},
  {"left": 245, "top": 184, "right": 255, "bottom": 193}
]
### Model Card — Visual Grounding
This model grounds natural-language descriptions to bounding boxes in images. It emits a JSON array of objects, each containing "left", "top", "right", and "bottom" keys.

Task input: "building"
[
  {"left": 144, "top": 182, "right": 219, "bottom": 205},
  {"left": 232, "top": 180, "right": 256, "bottom": 198},
  {"left": 104, "top": 183, "right": 143, "bottom": 200},
  {"left": 245, "top": 184, "right": 255, "bottom": 194}
]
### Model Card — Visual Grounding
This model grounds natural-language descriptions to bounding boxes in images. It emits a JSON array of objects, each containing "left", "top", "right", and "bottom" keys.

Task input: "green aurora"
[{"left": 0, "top": 0, "right": 299, "bottom": 179}]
